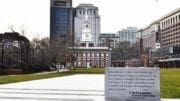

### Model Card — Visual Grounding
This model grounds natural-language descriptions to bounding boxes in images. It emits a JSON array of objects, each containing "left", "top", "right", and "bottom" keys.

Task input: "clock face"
[{"left": 86, "top": 34, "right": 89, "bottom": 38}]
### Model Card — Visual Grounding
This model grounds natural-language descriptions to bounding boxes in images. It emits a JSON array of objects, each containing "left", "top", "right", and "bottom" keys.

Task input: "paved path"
[
  {"left": 0, "top": 74, "right": 179, "bottom": 101},
  {"left": 34, "top": 69, "right": 69, "bottom": 75}
]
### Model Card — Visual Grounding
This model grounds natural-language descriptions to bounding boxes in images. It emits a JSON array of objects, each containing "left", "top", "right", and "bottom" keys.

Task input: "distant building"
[
  {"left": 138, "top": 7, "right": 180, "bottom": 67},
  {"left": 99, "top": 33, "right": 119, "bottom": 48},
  {"left": 125, "top": 58, "right": 141, "bottom": 67},
  {"left": 74, "top": 4, "right": 100, "bottom": 46},
  {"left": 50, "top": 0, "right": 74, "bottom": 44},
  {"left": 141, "top": 21, "right": 160, "bottom": 50},
  {"left": 116, "top": 27, "right": 137, "bottom": 43}
]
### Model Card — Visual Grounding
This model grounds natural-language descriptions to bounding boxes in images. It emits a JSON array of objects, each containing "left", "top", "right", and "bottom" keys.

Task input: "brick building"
[{"left": 68, "top": 47, "right": 111, "bottom": 68}]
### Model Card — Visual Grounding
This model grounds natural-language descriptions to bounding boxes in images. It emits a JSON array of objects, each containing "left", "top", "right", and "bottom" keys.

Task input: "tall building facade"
[
  {"left": 138, "top": 7, "right": 180, "bottom": 67},
  {"left": 50, "top": 0, "right": 74, "bottom": 44},
  {"left": 116, "top": 27, "right": 137, "bottom": 43},
  {"left": 141, "top": 21, "right": 160, "bottom": 50},
  {"left": 74, "top": 4, "right": 100, "bottom": 47},
  {"left": 160, "top": 8, "right": 180, "bottom": 48}
]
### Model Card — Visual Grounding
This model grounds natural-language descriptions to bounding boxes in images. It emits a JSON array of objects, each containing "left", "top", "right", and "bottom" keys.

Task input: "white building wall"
[{"left": 74, "top": 4, "right": 100, "bottom": 46}]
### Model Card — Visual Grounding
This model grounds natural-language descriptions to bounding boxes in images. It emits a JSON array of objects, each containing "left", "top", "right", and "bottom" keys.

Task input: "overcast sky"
[{"left": 0, "top": 0, "right": 179, "bottom": 40}]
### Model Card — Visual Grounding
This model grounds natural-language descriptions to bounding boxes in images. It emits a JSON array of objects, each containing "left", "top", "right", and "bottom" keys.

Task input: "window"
[
  {"left": 83, "top": 53, "right": 86, "bottom": 57},
  {"left": 101, "top": 63, "right": 104, "bottom": 67},
  {"left": 78, "top": 53, "right": 81, "bottom": 57},
  {"left": 96, "top": 53, "right": 99, "bottom": 57},
  {"left": 94, "top": 11, "right": 96, "bottom": 15},
  {"left": 106, "top": 53, "right": 109, "bottom": 57},
  {"left": 170, "top": 18, "right": 172, "bottom": 25},
  {"left": 87, "top": 53, "right": 90, "bottom": 57},
  {"left": 54, "top": 1, "right": 66, "bottom": 6},
  {"left": 86, "top": 24, "right": 89, "bottom": 28},
  {"left": 173, "top": 17, "right": 175, "bottom": 24},
  {"left": 92, "top": 53, "right": 94, "bottom": 57},
  {"left": 78, "top": 62, "right": 81, "bottom": 67}
]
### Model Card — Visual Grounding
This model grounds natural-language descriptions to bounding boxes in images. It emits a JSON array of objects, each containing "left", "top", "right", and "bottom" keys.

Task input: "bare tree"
[
  {"left": 50, "top": 39, "right": 67, "bottom": 65},
  {"left": 8, "top": 24, "right": 16, "bottom": 32}
]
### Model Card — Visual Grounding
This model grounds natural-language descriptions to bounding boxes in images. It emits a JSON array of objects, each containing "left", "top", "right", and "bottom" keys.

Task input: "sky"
[{"left": 0, "top": 0, "right": 179, "bottom": 40}]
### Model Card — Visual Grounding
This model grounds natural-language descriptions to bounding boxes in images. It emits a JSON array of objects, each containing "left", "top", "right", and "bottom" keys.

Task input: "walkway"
[{"left": 0, "top": 74, "right": 179, "bottom": 101}]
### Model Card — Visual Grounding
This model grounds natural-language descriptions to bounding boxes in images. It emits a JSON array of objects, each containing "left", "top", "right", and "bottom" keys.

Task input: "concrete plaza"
[{"left": 0, "top": 74, "right": 179, "bottom": 101}]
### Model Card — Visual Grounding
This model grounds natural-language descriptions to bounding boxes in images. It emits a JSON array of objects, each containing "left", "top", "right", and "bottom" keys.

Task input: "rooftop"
[
  {"left": 160, "top": 7, "right": 180, "bottom": 20},
  {"left": 68, "top": 46, "right": 111, "bottom": 51},
  {"left": 100, "top": 33, "right": 119, "bottom": 38},
  {"left": 77, "top": 3, "right": 97, "bottom": 9}
]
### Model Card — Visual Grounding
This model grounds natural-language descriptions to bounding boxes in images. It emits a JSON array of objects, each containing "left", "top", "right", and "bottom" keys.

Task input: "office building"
[
  {"left": 116, "top": 27, "right": 137, "bottom": 43},
  {"left": 160, "top": 8, "right": 180, "bottom": 48},
  {"left": 50, "top": 0, "right": 74, "bottom": 44}
]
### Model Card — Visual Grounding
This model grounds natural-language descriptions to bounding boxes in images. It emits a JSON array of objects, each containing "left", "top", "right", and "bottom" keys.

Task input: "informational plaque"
[{"left": 105, "top": 67, "right": 160, "bottom": 101}]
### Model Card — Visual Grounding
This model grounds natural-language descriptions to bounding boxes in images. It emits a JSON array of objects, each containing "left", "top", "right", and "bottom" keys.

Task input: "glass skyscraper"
[{"left": 50, "top": 0, "right": 74, "bottom": 44}]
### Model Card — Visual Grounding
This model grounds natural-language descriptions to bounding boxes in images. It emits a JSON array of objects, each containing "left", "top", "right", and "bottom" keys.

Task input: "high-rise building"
[
  {"left": 116, "top": 27, "right": 137, "bottom": 43},
  {"left": 74, "top": 4, "right": 100, "bottom": 47},
  {"left": 50, "top": 0, "right": 74, "bottom": 44}
]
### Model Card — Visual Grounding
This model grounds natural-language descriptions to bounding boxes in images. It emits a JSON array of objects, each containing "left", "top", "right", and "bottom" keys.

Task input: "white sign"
[
  {"left": 155, "top": 43, "right": 161, "bottom": 49},
  {"left": 105, "top": 67, "right": 160, "bottom": 101}
]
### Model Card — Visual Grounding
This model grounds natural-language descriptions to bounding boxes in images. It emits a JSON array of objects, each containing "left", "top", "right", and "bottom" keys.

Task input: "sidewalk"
[
  {"left": 0, "top": 74, "right": 179, "bottom": 101},
  {"left": 34, "top": 69, "right": 69, "bottom": 75}
]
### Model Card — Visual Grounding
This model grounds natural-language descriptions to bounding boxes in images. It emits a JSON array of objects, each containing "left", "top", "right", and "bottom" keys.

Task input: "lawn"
[
  {"left": 0, "top": 68, "right": 180, "bottom": 98},
  {"left": 161, "top": 69, "right": 180, "bottom": 98},
  {"left": 0, "top": 68, "right": 104, "bottom": 84}
]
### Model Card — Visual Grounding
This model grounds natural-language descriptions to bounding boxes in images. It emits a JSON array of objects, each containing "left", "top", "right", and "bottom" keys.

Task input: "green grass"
[
  {"left": 0, "top": 68, "right": 104, "bottom": 85},
  {"left": 161, "top": 69, "right": 180, "bottom": 98},
  {"left": 0, "top": 72, "right": 74, "bottom": 84},
  {"left": 0, "top": 68, "right": 180, "bottom": 98},
  {"left": 70, "top": 68, "right": 105, "bottom": 74}
]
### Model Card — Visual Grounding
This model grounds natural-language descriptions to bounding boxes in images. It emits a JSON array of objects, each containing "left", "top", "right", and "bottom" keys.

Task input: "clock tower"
[
  {"left": 81, "top": 22, "right": 93, "bottom": 47},
  {"left": 81, "top": 22, "right": 92, "bottom": 42}
]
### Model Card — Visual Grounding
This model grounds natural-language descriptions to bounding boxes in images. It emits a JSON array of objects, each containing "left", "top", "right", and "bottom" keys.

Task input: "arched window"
[{"left": 79, "top": 10, "right": 81, "bottom": 15}]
